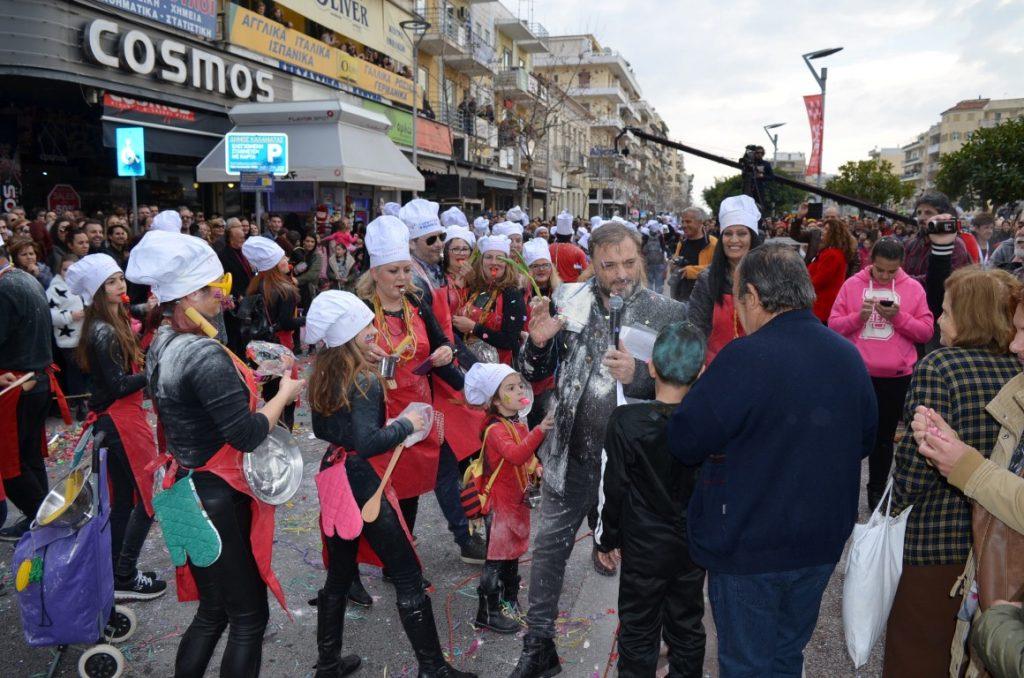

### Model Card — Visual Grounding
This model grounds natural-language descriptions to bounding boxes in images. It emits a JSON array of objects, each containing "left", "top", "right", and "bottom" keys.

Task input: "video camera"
[{"left": 926, "top": 218, "right": 959, "bottom": 235}]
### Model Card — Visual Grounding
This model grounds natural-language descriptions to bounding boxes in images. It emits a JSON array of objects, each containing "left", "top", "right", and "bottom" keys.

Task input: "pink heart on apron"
[{"left": 316, "top": 462, "right": 363, "bottom": 540}]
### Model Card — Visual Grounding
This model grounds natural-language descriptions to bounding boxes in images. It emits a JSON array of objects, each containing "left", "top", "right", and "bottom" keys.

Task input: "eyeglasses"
[
  {"left": 424, "top": 234, "right": 442, "bottom": 246},
  {"left": 448, "top": 246, "right": 471, "bottom": 255}
]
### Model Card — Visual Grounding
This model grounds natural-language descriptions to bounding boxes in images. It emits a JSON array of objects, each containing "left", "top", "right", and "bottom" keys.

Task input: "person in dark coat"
[{"left": 218, "top": 220, "right": 254, "bottom": 355}]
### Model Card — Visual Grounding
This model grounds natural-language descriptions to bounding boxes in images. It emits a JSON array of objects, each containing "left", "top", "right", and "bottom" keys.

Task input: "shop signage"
[
  {"left": 225, "top": 133, "right": 289, "bottom": 175},
  {"left": 225, "top": 5, "right": 412, "bottom": 107},
  {"left": 240, "top": 172, "right": 274, "bottom": 193},
  {"left": 47, "top": 184, "right": 81, "bottom": 213},
  {"left": 83, "top": 19, "right": 275, "bottom": 102},
  {"left": 274, "top": 0, "right": 413, "bottom": 69},
  {"left": 115, "top": 127, "right": 146, "bottom": 177},
  {"left": 363, "top": 101, "right": 412, "bottom": 147},
  {"left": 417, "top": 117, "right": 454, "bottom": 156},
  {"left": 96, "top": 0, "right": 218, "bottom": 40}
]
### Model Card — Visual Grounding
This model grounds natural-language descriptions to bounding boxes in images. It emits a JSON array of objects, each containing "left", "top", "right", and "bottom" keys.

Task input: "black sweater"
[
  {"left": 86, "top": 320, "right": 146, "bottom": 413},
  {"left": 0, "top": 266, "right": 53, "bottom": 374},
  {"left": 147, "top": 325, "right": 269, "bottom": 467},
  {"left": 311, "top": 374, "right": 413, "bottom": 459}
]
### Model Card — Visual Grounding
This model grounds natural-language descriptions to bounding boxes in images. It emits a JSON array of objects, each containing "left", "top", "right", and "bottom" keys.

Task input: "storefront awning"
[
  {"left": 197, "top": 100, "right": 424, "bottom": 191},
  {"left": 483, "top": 176, "right": 519, "bottom": 191}
]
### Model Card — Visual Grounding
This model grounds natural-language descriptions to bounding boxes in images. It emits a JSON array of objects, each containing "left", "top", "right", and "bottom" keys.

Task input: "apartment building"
[{"left": 774, "top": 151, "right": 808, "bottom": 177}]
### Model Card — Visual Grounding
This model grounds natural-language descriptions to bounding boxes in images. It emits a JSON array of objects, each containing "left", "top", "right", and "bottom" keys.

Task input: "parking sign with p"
[{"left": 225, "top": 133, "right": 289, "bottom": 176}]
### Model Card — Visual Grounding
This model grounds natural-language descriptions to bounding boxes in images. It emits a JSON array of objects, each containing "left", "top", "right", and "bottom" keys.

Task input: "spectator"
[
  {"left": 669, "top": 244, "right": 877, "bottom": 677},
  {"left": 217, "top": 221, "right": 254, "bottom": 355},
  {"left": 105, "top": 222, "right": 131, "bottom": 270},
  {"left": 209, "top": 217, "right": 227, "bottom": 252},
  {"left": 47, "top": 254, "right": 88, "bottom": 421},
  {"left": 641, "top": 221, "right": 667, "bottom": 291},
  {"left": 902, "top": 191, "right": 973, "bottom": 353},
  {"left": 886, "top": 267, "right": 1022, "bottom": 677},
  {"left": 67, "top": 228, "right": 91, "bottom": 258},
  {"left": 689, "top": 195, "right": 761, "bottom": 365},
  {"left": 292, "top": 232, "right": 323, "bottom": 310},
  {"left": 8, "top": 235, "right": 53, "bottom": 288},
  {"left": 48, "top": 217, "right": 72, "bottom": 270},
  {"left": 670, "top": 207, "right": 717, "bottom": 302},
  {"left": 84, "top": 219, "right": 105, "bottom": 253},
  {"left": 972, "top": 602, "right": 1024, "bottom": 678},
  {"left": 974, "top": 212, "right": 996, "bottom": 266},
  {"left": 807, "top": 217, "right": 858, "bottom": 322},
  {"left": 829, "top": 237, "right": 934, "bottom": 509}
]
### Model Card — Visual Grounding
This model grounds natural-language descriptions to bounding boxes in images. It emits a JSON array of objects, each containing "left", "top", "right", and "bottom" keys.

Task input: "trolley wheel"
[
  {"left": 77, "top": 644, "right": 124, "bottom": 678},
  {"left": 103, "top": 605, "right": 137, "bottom": 644}
]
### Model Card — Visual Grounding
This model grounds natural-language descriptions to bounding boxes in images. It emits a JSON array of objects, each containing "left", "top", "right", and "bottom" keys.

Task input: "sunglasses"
[
  {"left": 207, "top": 272, "right": 233, "bottom": 296},
  {"left": 424, "top": 234, "right": 442, "bottom": 246}
]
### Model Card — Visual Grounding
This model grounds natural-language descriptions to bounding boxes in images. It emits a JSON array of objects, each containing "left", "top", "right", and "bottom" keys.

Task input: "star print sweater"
[{"left": 47, "top": 273, "right": 84, "bottom": 349}]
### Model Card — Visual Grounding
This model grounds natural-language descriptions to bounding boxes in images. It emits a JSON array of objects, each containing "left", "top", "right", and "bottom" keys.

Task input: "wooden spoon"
[
  {"left": 0, "top": 371, "right": 35, "bottom": 398},
  {"left": 361, "top": 445, "right": 406, "bottom": 523}
]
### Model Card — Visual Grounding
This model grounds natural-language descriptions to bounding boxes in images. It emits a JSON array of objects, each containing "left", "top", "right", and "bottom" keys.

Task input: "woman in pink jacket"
[{"left": 829, "top": 237, "right": 934, "bottom": 509}]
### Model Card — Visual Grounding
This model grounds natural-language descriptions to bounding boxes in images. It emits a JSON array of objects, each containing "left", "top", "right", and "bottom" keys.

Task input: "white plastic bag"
[
  {"left": 620, "top": 325, "right": 658, "bottom": 362},
  {"left": 842, "top": 477, "right": 912, "bottom": 667}
]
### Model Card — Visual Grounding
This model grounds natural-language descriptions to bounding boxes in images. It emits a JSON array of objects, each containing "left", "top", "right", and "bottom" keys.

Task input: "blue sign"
[
  {"left": 97, "top": 0, "right": 218, "bottom": 40},
  {"left": 225, "top": 133, "right": 289, "bottom": 176},
  {"left": 240, "top": 172, "right": 274, "bottom": 193},
  {"left": 115, "top": 127, "right": 146, "bottom": 177}
]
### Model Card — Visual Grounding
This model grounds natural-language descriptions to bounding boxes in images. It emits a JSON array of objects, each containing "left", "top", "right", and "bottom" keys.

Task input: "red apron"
[
  {"left": 464, "top": 290, "right": 512, "bottom": 366},
  {"left": 275, "top": 330, "right": 295, "bottom": 352},
  {"left": 0, "top": 365, "right": 66, "bottom": 480},
  {"left": 483, "top": 420, "right": 542, "bottom": 561},
  {"left": 159, "top": 350, "right": 288, "bottom": 614},
  {"left": 706, "top": 295, "right": 745, "bottom": 366},
  {"left": 81, "top": 387, "right": 159, "bottom": 516},
  {"left": 369, "top": 308, "right": 440, "bottom": 499}
]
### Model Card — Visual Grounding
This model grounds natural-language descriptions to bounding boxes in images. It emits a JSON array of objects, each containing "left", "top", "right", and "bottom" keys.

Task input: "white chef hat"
[
  {"left": 719, "top": 195, "right": 761, "bottom": 234},
  {"left": 492, "top": 221, "right": 524, "bottom": 238},
  {"left": 444, "top": 226, "right": 476, "bottom": 250},
  {"left": 400, "top": 198, "right": 444, "bottom": 240},
  {"left": 555, "top": 210, "right": 574, "bottom": 236},
  {"left": 366, "top": 215, "right": 411, "bottom": 268},
  {"left": 151, "top": 210, "right": 182, "bottom": 233},
  {"left": 304, "top": 290, "right": 374, "bottom": 348},
  {"left": 65, "top": 253, "right": 122, "bottom": 305},
  {"left": 577, "top": 226, "right": 589, "bottom": 236},
  {"left": 590, "top": 216, "right": 603, "bottom": 230},
  {"left": 382, "top": 202, "right": 401, "bottom": 217},
  {"left": 440, "top": 206, "right": 469, "bottom": 229},
  {"left": 126, "top": 230, "right": 224, "bottom": 303},
  {"left": 505, "top": 206, "right": 526, "bottom": 224},
  {"left": 640, "top": 226, "right": 651, "bottom": 236},
  {"left": 478, "top": 234, "right": 511, "bottom": 256},
  {"left": 472, "top": 216, "right": 490, "bottom": 238},
  {"left": 242, "top": 236, "right": 286, "bottom": 273},
  {"left": 578, "top": 232, "right": 590, "bottom": 250},
  {"left": 464, "top": 362, "right": 518, "bottom": 406},
  {"left": 523, "top": 238, "right": 551, "bottom": 266}
]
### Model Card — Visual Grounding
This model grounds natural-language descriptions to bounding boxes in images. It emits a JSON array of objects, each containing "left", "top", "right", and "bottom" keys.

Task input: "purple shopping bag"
[{"left": 12, "top": 449, "right": 113, "bottom": 647}]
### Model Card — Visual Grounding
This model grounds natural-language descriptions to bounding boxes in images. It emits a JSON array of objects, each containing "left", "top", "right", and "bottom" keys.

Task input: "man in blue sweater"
[{"left": 669, "top": 243, "right": 877, "bottom": 677}]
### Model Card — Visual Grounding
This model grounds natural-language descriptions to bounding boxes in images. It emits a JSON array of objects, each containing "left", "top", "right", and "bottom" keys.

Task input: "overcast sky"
[{"left": 530, "top": 0, "right": 1023, "bottom": 209}]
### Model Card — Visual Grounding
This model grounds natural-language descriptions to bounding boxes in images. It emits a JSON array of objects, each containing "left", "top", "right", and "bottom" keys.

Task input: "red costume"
[{"left": 481, "top": 417, "right": 544, "bottom": 561}]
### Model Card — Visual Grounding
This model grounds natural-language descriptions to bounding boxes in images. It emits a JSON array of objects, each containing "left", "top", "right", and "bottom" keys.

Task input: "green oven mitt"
[{"left": 152, "top": 474, "right": 222, "bottom": 568}]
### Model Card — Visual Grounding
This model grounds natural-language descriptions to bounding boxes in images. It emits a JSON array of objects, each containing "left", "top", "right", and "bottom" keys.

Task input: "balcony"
[
  {"left": 494, "top": 68, "right": 547, "bottom": 105},
  {"left": 554, "top": 145, "right": 588, "bottom": 172},
  {"left": 495, "top": 18, "right": 549, "bottom": 53},
  {"left": 419, "top": 11, "right": 470, "bottom": 57},
  {"left": 567, "top": 85, "right": 629, "bottom": 105},
  {"left": 927, "top": 143, "right": 940, "bottom": 155},
  {"left": 445, "top": 37, "right": 496, "bottom": 76},
  {"left": 591, "top": 115, "right": 623, "bottom": 130}
]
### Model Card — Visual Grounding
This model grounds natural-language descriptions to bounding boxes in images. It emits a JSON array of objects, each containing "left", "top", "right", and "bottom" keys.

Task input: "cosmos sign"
[{"left": 83, "top": 19, "right": 275, "bottom": 102}]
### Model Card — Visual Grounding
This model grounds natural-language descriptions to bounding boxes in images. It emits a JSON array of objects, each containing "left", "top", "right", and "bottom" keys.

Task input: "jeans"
[
  {"left": 708, "top": 563, "right": 835, "bottom": 678},
  {"left": 324, "top": 456, "right": 425, "bottom": 607},
  {"left": 868, "top": 375, "right": 912, "bottom": 505},
  {"left": 647, "top": 264, "right": 667, "bottom": 292},
  {"left": 3, "top": 385, "right": 50, "bottom": 519},
  {"left": 174, "top": 472, "right": 269, "bottom": 678},
  {"left": 96, "top": 416, "right": 155, "bottom": 581},
  {"left": 525, "top": 455, "right": 600, "bottom": 638}
]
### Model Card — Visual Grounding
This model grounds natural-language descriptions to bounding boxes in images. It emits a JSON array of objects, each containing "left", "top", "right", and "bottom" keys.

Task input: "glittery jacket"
[{"left": 519, "top": 281, "right": 687, "bottom": 494}]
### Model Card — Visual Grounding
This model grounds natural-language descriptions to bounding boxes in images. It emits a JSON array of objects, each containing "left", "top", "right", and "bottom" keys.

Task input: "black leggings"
[
  {"left": 868, "top": 375, "right": 912, "bottom": 500},
  {"left": 175, "top": 472, "right": 269, "bottom": 678},
  {"left": 323, "top": 455, "right": 425, "bottom": 608},
  {"left": 3, "top": 386, "right": 50, "bottom": 519},
  {"left": 96, "top": 416, "right": 154, "bottom": 582}
]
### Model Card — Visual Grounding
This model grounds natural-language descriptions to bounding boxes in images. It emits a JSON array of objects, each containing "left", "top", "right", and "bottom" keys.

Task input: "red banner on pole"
[{"left": 803, "top": 94, "right": 823, "bottom": 177}]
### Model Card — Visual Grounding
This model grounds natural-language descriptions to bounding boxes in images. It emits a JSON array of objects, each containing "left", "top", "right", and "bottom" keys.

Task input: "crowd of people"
[{"left": 3, "top": 189, "right": 1024, "bottom": 678}]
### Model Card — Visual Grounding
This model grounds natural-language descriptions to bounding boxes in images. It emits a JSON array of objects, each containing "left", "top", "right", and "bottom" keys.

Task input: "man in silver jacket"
[{"left": 510, "top": 221, "right": 687, "bottom": 678}]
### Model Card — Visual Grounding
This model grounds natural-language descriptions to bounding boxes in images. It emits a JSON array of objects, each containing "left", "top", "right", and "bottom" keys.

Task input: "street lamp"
[
  {"left": 802, "top": 46, "right": 843, "bottom": 186},
  {"left": 763, "top": 122, "right": 785, "bottom": 164},
  {"left": 401, "top": 18, "right": 431, "bottom": 197}
]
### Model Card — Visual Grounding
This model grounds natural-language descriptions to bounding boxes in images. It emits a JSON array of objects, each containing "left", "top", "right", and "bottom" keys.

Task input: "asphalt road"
[{"left": 0, "top": 407, "right": 885, "bottom": 677}]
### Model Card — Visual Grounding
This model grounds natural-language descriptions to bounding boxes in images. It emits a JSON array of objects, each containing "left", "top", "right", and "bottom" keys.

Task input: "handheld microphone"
[{"left": 608, "top": 294, "right": 623, "bottom": 349}]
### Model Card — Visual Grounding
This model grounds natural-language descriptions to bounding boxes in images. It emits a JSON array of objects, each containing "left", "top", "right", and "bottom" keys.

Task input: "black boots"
[
  {"left": 315, "top": 589, "right": 362, "bottom": 678},
  {"left": 347, "top": 571, "right": 373, "bottom": 608},
  {"left": 498, "top": 561, "right": 522, "bottom": 617},
  {"left": 509, "top": 634, "right": 562, "bottom": 678},
  {"left": 475, "top": 560, "right": 519, "bottom": 634},
  {"left": 398, "top": 596, "right": 477, "bottom": 678}
]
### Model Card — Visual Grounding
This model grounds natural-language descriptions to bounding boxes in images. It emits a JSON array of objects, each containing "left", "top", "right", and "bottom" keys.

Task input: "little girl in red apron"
[
  {"left": 67, "top": 253, "right": 165, "bottom": 601},
  {"left": 127, "top": 230, "right": 302, "bottom": 677},
  {"left": 243, "top": 236, "right": 306, "bottom": 429},
  {"left": 451, "top": 234, "right": 525, "bottom": 366},
  {"left": 463, "top": 363, "right": 553, "bottom": 634},
  {"left": 306, "top": 289, "right": 477, "bottom": 678}
]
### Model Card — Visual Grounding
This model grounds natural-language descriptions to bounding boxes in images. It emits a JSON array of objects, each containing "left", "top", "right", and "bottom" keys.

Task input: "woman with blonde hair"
[{"left": 885, "top": 266, "right": 1023, "bottom": 677}]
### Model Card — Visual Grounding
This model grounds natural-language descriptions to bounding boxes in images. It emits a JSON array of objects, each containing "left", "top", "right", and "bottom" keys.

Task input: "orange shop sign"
[{"left": 416, "top": 117, "right": 453, "bottom": 156}]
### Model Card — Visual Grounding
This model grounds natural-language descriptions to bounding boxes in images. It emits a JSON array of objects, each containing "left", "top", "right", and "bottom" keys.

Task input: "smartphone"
[
  {"left": 878, "top": 299, "right": 894, "bottom": 307},
  {"left": 412, "top": 358, "right": 433, "bottom": 376},
  {"left": 806, "top": 203, "right": 824, "bottom": 220}
]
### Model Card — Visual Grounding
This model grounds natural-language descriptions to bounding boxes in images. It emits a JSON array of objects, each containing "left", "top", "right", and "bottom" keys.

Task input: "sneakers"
[
  {"left": 459, "top": 532, "right": 487, "bottom": 565},
  {"left": 0, "top": 517, "right": 31, "bottom": 542},
  {"left": 115, "top": 570, "right": 168, "bottom": 601}
]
